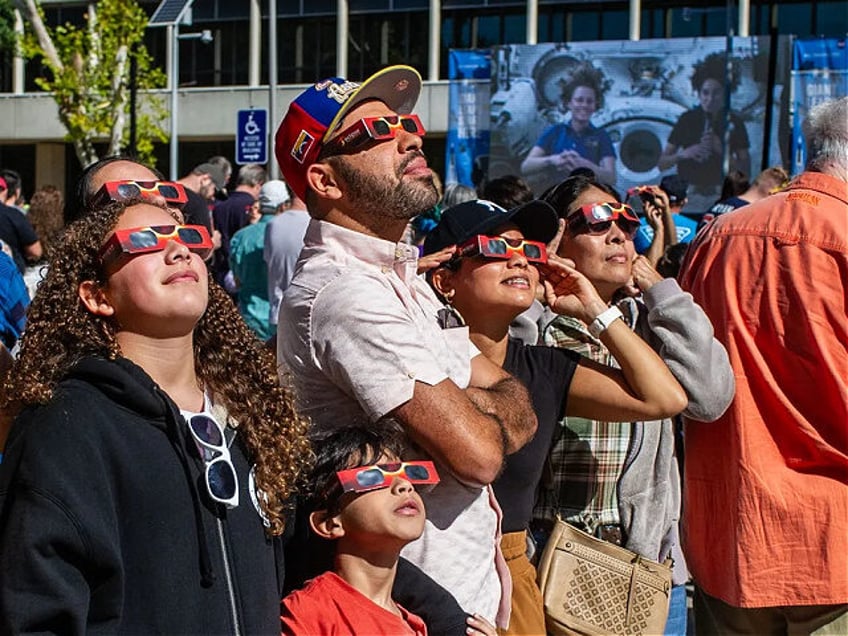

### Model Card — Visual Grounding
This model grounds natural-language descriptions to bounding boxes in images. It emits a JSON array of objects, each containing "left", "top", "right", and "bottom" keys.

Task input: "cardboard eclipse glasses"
[
  {"left": 336, "top": 460, "right": 439, "bottom": 494},
  {"left": 91, "top": 180, "right": 189, "bottom": 209},
  {"left": 99, "top": 224, "right": 214, "bottom": 265},
  {"left": 323, "top": 114, "right": 425, "bottom": 155}
]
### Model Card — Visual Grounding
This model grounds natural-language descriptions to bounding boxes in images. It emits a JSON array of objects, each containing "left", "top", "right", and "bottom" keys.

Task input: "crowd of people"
[{"left": 0, "top": 64, "right": 844, "bottom": 636}]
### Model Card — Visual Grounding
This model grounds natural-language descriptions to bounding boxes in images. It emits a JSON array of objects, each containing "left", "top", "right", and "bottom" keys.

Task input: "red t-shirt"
[{"left": 281, "top": 571, "right": 428, "bottom": 635}]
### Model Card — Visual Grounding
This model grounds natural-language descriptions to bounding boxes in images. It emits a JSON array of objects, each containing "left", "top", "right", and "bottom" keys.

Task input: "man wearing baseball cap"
[{"left": 275, "top": 66, "right": 537, "bottom": 630}]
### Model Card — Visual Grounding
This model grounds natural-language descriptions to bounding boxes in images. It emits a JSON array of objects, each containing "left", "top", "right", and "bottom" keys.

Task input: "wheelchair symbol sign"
[
  {"left": 236, "top": 109, "right": 268, "bottom": 165},
  {"left": 244, "top": 114, "right": 260, "bottom": 135}
]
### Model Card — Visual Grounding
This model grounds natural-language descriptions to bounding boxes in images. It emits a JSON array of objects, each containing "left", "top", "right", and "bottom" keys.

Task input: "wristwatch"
[{"left": 588, "top": 306, "right": 623, "bottom": 339}]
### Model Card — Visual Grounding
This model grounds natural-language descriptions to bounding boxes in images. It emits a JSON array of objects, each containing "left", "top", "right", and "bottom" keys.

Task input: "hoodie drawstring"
[{"left": 159, "top": 389, "right": 217, "bottom": 587}]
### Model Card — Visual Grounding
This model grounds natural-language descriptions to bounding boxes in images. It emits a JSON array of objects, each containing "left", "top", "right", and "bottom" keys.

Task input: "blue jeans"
[{"left": 664, "top": 584, "right": 688, "bottom": 636}]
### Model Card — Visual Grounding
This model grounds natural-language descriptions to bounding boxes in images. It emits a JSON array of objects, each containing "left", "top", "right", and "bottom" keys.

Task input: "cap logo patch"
[
  {"left": 319, "top": 80, "right": 360, "bottom": 104},
  {"left": 291, "top": 130, "right": 315, "bottom": 164},
  {"left": 478, "top": 200, "right": 507, "bottom": 214}
]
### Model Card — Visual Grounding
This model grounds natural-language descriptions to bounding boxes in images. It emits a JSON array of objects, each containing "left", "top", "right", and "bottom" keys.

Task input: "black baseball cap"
[
  {"left": 422, "top": 199, "right": 559, "bottom": 256},
  {"left": 659, "top": 175, "right": 689, "bottom": 204}
]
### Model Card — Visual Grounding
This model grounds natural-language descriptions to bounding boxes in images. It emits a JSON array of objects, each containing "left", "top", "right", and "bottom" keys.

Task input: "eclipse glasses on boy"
[
  {"left": 453, "top": 234, "right": 548, "bottom": 265},
  {"left": 336, "top": 460, "right": 439, "bottom": 495},
  {"left": 99, "top": 224, "right": 214, "bottom": 265},
  {"left": 91, "top": 180, "right": 189, "bottom": 209},
  {"left": 322, "top": 114, "right": 425, "bottom": 156},
  {"left": 566, "top": 202, "right": 640, "bottom": 240}
]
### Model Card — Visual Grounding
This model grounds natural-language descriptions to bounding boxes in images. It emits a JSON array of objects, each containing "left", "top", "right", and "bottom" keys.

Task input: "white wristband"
[{"left": 588, "top": 306, "right": 623, "bottom": 339}]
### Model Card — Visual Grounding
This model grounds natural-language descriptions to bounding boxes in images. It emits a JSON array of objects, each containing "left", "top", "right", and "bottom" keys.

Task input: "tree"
[
  {"left": 14, "top": 0, "right": 167, "bottom": 168},
  {"left": 0, "top": 1, "right": 16, "bottom": 56}
]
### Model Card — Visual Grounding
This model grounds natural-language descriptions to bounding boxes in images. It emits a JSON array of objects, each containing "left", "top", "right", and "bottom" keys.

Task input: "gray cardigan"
[{"left": 539, "top": 278, "right": 734, "bottom": 585}]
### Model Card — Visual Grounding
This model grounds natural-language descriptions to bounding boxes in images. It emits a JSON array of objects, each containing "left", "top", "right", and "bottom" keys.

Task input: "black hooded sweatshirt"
[{"left": 0, "top": 356, "right": 285, "bottom": 634}]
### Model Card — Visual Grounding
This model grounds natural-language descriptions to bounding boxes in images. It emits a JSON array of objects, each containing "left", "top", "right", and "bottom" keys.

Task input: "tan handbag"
[{"left": 536, "top": 517, "right": 672, "bottom": 636}]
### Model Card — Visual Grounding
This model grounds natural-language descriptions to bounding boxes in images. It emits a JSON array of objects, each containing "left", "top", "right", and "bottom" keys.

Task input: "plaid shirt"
[{"left": 533, "top": 304, "right": 635, "bottom": 531}]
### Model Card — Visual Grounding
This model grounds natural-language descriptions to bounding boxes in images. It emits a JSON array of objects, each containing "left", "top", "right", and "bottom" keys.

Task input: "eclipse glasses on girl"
[
  {"left": 566, "top": 202, "right": 640, "bottom": 240},
  {"left": 323, "top": 114, "right": 425, "bottom": 155},
  {"left": 336, "top": 460, "right": 439, "bottom": 494},
  {"left": 454, "top": 234, "right": 548, "bottom": 264},
  {"left": 91, "top": 180, "right": 189, "bottom": 209},
  {"left": 99, "top": 224, "right": 214, "bottom": 265}
]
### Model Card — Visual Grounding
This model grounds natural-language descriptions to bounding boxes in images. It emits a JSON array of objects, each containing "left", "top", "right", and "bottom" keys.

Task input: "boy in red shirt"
[{"left": 281, "top": 425, "right": 496, "bottom": 635}]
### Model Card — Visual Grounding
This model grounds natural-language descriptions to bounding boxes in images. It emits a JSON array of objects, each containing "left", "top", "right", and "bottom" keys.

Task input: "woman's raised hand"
[{"left": 540, "top": 255, "right": 609, "bottom": 325}]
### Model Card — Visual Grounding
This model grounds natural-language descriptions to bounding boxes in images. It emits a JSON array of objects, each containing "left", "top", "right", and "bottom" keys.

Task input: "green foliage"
[
  {"left": 19, "top": 0, "right": 167, "bottom": 167},
  {"left": 0, "top": 1, "right": 17, "bottom": 55}
]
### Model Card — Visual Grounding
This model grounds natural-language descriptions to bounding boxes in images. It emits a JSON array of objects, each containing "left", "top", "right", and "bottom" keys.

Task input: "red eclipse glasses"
[
  {"left": 567, "top": 202, "right": 640, "bottom": 240},
  {"left": 91, "top": 180, "right": 189, "bottom": 209},
  {"left": 456, "top": 234, "right": 548, "bottom": 264},
  {"left": 323, "top": 114, "right": 426, "bottom": 155},
  {"left": 336, "top": 460, "right": 440, "bottom": 494},
  {"left": 626, "top": 185, "right": 654, "bottom": 199},
  {"left": 99, "top": 224, "right": 214, "bottom": 265}
]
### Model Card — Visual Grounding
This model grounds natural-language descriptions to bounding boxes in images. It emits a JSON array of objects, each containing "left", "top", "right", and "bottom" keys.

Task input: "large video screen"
[{"left": 486, "top": 37, "right": 789, "bottom": 213}]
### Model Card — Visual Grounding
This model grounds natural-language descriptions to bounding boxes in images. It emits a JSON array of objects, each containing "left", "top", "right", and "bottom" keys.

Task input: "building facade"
[{"left": 0, "top": 0, "right": 845, "bottom": 196}]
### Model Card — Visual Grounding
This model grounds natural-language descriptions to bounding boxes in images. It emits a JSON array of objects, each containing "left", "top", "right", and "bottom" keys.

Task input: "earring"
[{"left": 437, "top": 289, "right": 465, "bottom": 329}]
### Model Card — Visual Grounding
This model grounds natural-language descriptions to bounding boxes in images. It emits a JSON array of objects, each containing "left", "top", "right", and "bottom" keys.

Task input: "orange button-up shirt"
[{"left": 679, "top": 171, "right": 848, "bottom": 608}]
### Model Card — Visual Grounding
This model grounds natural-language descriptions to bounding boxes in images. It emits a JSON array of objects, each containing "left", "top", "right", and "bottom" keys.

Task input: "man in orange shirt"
[{"left": 680, "top": 97, "right": 848, "bottom": 633}]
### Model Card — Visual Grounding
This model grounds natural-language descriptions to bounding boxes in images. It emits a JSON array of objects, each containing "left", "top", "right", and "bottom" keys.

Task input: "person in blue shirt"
[
  {"left": 0, "top": 247, "right": 29, "bottom": 350},
  {"left": 631, "top": 175, "right": 698, "bottom": 266},
  {"left": 521, "top": 67, "right": 616, "bottom": 193}
]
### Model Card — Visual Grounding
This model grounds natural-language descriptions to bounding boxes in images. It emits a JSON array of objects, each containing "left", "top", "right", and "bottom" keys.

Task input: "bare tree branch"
[{"left": 13, "top": 0, "right": 61, "bottom": 71}]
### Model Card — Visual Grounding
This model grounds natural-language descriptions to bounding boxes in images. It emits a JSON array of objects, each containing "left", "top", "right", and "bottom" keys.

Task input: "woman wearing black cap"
[{"left": 422, "top": 198, "right": 687, "bottom": 635}]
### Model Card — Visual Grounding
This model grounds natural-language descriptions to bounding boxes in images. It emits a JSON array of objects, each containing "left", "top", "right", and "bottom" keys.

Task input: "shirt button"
[{"left": 381, "top": 266, "right": 389, "bottom": 274}]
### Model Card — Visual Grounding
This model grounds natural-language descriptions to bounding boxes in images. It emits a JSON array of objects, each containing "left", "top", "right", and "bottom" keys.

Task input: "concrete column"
[
  {"left": 381, "top": 20, "right": 389, "bottom": 65},
  {"left": 429, "top": 0, "right": 440, "bottom": 81},
  {"left": 13, "top": 10, "right": 24, "bottom": 94},
  {"left": 269, "top": 0, "right": 278, "bottom": 178},
  {"left": 738, "top": 0, "right": 750, "bottom": 37},
  {"left": 166, "top": 25, "right": 174, "bottom": 91},
  {"left": 629, "top": 0, "right": 641, "bottom": 40},
  {"left": 295, "top": 25, "right": 304, "bottom": 84},
  {"left": 526, "top": 0, "right": 538, "bottom": 44},
  {"left": 337, "top": 0, "right": 348, "bottom": 77},
  {"left": 249, "top": 0, "right": 261, "bottom": 86}
]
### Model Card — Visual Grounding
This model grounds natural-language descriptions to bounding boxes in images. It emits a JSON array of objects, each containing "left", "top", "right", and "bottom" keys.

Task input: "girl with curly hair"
[
  {"left": 521, "top": 66, "right": 617, "bottom": 192},
  {"left": 0, "top": 197, "right": 312, "bottom": 633}
]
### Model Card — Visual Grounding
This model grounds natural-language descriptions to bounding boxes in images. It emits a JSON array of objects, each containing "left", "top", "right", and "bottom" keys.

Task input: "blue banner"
[
  {"left": 446, "top": 50, "right": 491, "bottom": 188},
  {"left": 791, "top": 38, "right": 848, "bottom": 173}
]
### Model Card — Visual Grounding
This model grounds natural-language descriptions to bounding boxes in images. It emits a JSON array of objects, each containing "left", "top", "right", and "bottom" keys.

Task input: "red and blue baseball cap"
[{"left": 275, "top": 65, "right": 423, "bottom": 201}]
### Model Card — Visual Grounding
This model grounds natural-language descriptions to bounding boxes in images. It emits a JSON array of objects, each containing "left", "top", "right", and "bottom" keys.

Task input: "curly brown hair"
[
  {"left": 27, "top": 185, "right": 65, "bottom": 258},
  {"left": 560, "top": 64, "right": 608, "bottom": 111},
  {"left": 3, "top": 199, "right": 312, "bottom": 536}
]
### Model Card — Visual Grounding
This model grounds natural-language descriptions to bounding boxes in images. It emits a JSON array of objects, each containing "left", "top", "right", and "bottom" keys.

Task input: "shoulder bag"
[{"left": 536, "top": 516, "right": 672, "bottom": 636}]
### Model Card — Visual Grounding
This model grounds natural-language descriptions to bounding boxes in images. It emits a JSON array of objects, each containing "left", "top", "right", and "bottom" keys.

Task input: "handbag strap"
[{"left": 625, "top": 555, "right": 640, "bottom": 625}]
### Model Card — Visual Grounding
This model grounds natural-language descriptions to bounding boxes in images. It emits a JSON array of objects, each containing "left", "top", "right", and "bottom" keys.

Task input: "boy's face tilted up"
[{"left": 310, "top": 455, "right": 439, "bottom": 548}]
